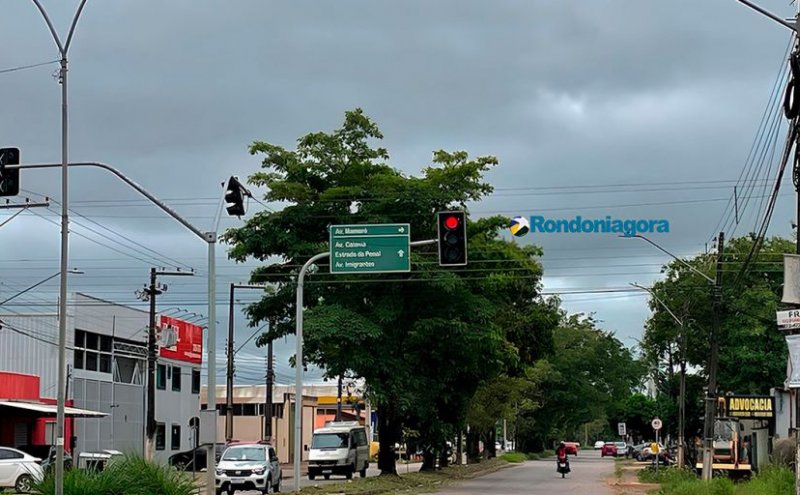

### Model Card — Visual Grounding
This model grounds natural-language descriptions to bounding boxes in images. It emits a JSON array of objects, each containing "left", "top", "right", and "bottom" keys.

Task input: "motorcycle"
[{"left": 556, "top": 457, "right": 570, "bottom": 478}]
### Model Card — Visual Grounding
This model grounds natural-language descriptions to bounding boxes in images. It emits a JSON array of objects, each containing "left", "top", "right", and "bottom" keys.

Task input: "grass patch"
[
  {"left": 639, "top": 465, "right": 794, "bottom": 495},
  {"left": 33, "top": 455, "right": 195, "bottom": 495},
  {"left": 299, "top": 458, "right": 508, "bottom": 495},
  {"left": 736, "top": 466, "right": 793, "bottom": 495},
  {"left": 637, "top": 466, "right": 696, "bottom": 485},
  {"left": 500, "top": 452, "right": 527, "bottom": 463}
]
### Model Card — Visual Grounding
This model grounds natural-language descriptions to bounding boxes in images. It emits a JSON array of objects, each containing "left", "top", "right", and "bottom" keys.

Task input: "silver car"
[{"left": 215, "top": 443, "right": 281, "bottom": 495}]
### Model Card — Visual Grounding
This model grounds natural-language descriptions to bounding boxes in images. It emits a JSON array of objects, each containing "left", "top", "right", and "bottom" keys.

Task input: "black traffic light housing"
[
  {"left": 437, "top": 210, "right": 467, "bottom": 266},
  {"left": 224, "top": 176, "right": 249, "bottom": 217},
  {"left": 0, "top": 147, "right": 20, "bottom": 197}
]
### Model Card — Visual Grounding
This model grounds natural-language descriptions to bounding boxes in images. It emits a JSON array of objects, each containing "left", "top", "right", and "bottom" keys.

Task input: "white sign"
[
  {"left": 651, "top": 418, "right": 662, "bottom": 431},
  {"left": 783, "top": 254, "right": 800, "bottom": 304},
  {"left": 617, "top": 423, "right": 626, "bottom": 436},
  {"left": 777, "top": 309, "right": 800, "bottom": 330},
  {"left": 787, "top": 334, "right": 800, "bottom": 388}
]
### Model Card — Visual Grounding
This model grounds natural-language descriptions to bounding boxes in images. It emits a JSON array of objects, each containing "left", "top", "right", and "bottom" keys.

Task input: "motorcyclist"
[
  {"left": 556, "top": 442, "right": 570, "bottom": 476},
  {"left": 556, "top": 442, "right": 568, "bottom": 461}
]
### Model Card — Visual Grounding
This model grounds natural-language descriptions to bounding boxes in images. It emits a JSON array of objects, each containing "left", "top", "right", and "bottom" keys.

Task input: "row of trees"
[{"left": 223, "top": 110, "right": 646, "bottom": 474}]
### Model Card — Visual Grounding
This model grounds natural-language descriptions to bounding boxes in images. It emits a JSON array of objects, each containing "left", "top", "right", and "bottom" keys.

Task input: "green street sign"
[{"left": 330, "top": 224, "right": 411, "bottom": 274}]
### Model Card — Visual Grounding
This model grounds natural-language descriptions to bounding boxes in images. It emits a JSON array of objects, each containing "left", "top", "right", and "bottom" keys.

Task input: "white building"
[{"left": 0, "top": 293, "right": 203, "bottom": 463}]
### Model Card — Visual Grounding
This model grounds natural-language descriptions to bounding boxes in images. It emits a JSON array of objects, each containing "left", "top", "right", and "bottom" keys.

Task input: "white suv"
[
  {"left": 215, "top": 443, "right": 281, "bottom": 495},
  {"left": 0, "top": 447, "right": 44, "bottom": 493}
]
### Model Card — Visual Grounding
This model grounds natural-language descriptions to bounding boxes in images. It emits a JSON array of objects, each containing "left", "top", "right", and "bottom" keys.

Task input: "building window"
[
  {"left": 99, "top": 354, "right": 111, "bottom": 374},
  {"left": 156, "top": 423, "right": 166, "bottom": 451},
  {"left": 157, "top": 364, "right": 166, "bottom": 390},
  {"left": 172, "top": 366, "right": 181, "bottom": 392},
  {"left": 73, "top": 329, "right": 112, "bottom": 374},
  {"left": 73, "top": 349, "right": 84, "bottom": 370},
  {"left": 192, "top": 370, "right": 201, "bottom": 394},
  {"left": 114, "top": 356, "right": 144, "bottom": 385},
  {"left": 171, "top": 425, "right": 181, "bottom": 451},
  {"left": 85, "top": 352, "right": 98, "bottom": 372}
]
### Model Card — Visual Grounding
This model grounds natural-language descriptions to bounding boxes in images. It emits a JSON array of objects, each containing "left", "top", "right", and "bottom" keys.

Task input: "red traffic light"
[{"left": 444, "top": 215, "right": 459, "bottom": 230}]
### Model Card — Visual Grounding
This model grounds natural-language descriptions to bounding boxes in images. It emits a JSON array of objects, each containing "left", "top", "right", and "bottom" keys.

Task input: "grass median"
[{"left": 299, "top": 458, "right": 511, "bottom": 495}]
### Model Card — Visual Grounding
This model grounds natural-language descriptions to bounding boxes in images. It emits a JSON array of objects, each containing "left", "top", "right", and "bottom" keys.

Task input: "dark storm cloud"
[{"left": 0, "top": 0, "right": 796, "bottom": 362}]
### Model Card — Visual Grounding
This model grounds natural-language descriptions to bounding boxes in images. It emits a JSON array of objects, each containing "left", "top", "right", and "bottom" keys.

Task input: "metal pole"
[
  {"left": 292, "top": 239, "right": 436, "bottom": 490},
  {"left": 146, "top": 268, "right": 158, "bottom": 460},
  {"left": 295, "top": 251, "right": 330, "bottom": 492},
  {"left": 54, "top": 52, "right": 70, "bottom": 495},
  {"left": 701, "top": 232, "right": 724, "bottom": 481},
  {"left": 226, "top": 283, "right": 235, "bottom": 443},
  {"left": 206, "top": 239, "right": 217, "bottom": 495}
]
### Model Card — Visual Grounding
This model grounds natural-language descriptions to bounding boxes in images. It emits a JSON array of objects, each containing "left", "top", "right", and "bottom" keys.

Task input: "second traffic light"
[
  {"left": 437, "top": 210, "right": 467, "bottom": 266},
  {"left": 224, "top": 176, "right": 249, "bottom": 217},
  {"left": 0, "top": 147, "right": 20, "bottom": 197}
]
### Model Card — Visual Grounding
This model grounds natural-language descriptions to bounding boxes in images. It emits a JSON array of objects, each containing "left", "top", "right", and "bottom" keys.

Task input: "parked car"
[
  {"left": 215, "top": 443, "right": 281, "bottom": 495},
  {"left": 593, "top": 441, "right": 605, "bottom": 450},
  {"left": 170, "top": 443, "right": 226, "bottom": 471},
  {"left": 18, "top": 445, "right": 72, "bottom": 473},
  {"left": 0, "top": 446, "right": 44, "bottom": 493},
  {"left": 600, "top": 443, "right": 617, "bottom": 457},
  {"left": 563, "top": 442, "right": 579, "bottom": 455},
  {"left": 308, "top": 421, "right": 370, "bottom": 480},
  {"left": 614, "top": 442, "right": 627, "bottom": 457}
]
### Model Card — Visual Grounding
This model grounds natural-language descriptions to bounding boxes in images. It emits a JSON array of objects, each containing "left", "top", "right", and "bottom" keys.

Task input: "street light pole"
[
  {"left": 8, "top": 160, "right": 221, "bottom": 495},
  {"left": 624, "top": 233, "right": 722, "bottom": 480},
  {"left": 630, "top": 283, "right": 686, "bottom": 468},
  {"left": 28, "top": 3, "right": 88, "bottom": 493}
]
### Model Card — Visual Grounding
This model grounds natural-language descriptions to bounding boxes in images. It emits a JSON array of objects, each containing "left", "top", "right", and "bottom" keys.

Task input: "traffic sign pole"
[{"left": 294, "top": 237, "right": 436, "bottom": 491}]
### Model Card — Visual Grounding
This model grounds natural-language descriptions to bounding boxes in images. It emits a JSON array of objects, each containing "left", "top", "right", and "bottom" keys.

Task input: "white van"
[{"left": 307, "top": 421, "right": 369, "bottom": 480}]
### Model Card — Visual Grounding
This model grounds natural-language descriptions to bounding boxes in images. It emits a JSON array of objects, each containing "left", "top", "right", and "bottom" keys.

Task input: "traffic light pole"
[
  {"left": 9, "top": 161, "right": 220, "bottom": 495},
  {"left": 293, "top": 239, "right": 436, "bottom": 492}
]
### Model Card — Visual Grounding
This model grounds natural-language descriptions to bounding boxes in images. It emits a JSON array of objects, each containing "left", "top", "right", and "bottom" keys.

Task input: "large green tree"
[
  {"left": 641, "top": 235, "right": 791, "bottom": 397},
  {"left": 223, "top": 109, "right": 556, "bottom": 474}
]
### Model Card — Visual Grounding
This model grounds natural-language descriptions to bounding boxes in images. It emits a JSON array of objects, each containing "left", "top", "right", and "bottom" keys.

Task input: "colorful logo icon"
[{"left": 509, "top": 216, "right": 530, "bottom": 237}]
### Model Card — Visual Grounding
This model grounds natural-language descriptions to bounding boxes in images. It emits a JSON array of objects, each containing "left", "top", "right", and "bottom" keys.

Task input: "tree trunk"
[
  {"left": 456, "top": 430, "right": 463, "bottom": 465},
  {"left": 420, "top": 449, "right": 436, "bottom": 471},
  {"left": 377, "top": 404, "right": 400, "bottom": 475},
  {"left": 439, "top": 442, "right": 450, "bottom": 468},
  {"left": 467, "top": 428, "right": 480, "bottom": 462},
  {"left": 487, "top": 428, "right": 497, "bottom": 459}
]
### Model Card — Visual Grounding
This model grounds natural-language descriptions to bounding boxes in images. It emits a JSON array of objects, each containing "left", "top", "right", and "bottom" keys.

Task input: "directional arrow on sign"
[
  {"left": 397, "top": 250, "right": 405, "bottom": 258},
  {"left": 399, "top": 227, "right": 405, "bottom": 233}
]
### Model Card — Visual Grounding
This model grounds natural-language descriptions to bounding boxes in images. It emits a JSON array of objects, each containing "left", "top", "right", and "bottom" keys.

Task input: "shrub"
[
  {"left": 638, "top": 466, "right": 696, "bottom": 484},
  {"left": 33, "top": 455, "right": 195, "bottom": 495}
]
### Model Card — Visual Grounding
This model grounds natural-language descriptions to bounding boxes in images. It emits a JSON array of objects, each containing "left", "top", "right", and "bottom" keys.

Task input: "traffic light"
[
  {"left": 224, "top": 176, "right": 248, "bottom": 217},
  {"left": 437, "top": 210, "right": 467, "bottom": 266},
  {"left": 0, "top": 147, "right": 20, "bottom": 197}
]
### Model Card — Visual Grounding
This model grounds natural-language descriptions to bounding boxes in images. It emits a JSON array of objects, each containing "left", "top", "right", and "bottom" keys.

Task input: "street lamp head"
[{"left": 67, "top": 268, "right": 84, "bottom": 275}]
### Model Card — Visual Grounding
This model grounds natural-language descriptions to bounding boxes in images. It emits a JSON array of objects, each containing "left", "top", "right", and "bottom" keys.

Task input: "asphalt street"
[
  {"left": 226, "top": 462, "right": 422, "bottom": 494},
  {"left": 435, "top": 451, "right": 615, "bottom": 495}
]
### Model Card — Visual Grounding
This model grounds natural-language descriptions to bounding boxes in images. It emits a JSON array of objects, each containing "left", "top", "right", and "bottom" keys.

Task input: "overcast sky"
[{"left": 0, "top": 0, "right": 796, "bottom": 385}]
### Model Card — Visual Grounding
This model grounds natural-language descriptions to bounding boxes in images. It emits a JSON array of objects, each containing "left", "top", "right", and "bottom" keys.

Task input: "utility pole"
[
  {"left": 336, "top": 375, "right": 343, "bottom": 421},
  {"left": 137, "top": 268, "right": 194, "bottom": 460},
  {"left": 264, "top": 334, "right": 274, "bottom": 442},
  {"left": 701, "top": 232, "right": 724, "bottom": 481},
  {"left": 225, "top": 283, "right": 269, "bottom": 443}
]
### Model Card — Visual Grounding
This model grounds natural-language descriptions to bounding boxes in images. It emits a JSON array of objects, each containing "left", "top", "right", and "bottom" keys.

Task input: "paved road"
[
  {"left": 435, "top": 451, "right": 614, "bottom": 495},
  {"left": 220, "top": 462, "right": 422, "bottom": 494}
]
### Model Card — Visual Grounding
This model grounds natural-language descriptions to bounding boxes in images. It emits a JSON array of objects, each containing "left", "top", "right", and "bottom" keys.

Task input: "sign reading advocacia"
[{"left": 725, "top": 396, "right": 774, "bottom": 419}]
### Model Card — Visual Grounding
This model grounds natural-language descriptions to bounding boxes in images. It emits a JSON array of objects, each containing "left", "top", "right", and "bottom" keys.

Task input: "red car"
[
  {"left": 563, "top": 442, "right": 579, "bottom": 455},
  {"left": 600, "top": 443, "right": 617, "bottom": 457}
]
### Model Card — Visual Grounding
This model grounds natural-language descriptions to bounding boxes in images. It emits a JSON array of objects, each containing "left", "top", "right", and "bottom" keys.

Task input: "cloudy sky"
[{"left": 0, "top": 0, "right": 796, "bottom": 385}]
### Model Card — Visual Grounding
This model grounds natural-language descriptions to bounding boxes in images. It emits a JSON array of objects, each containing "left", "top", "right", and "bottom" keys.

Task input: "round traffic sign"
[{"left": 651, "top": 418, "right": 662, "bottom": 430}]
